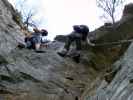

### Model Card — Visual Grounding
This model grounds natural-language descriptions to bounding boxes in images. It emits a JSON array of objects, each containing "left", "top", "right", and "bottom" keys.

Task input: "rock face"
[
  {"left": 0, "top": 1, "right": 133, "bottom": 100},
  {"left": 84, "top": 42, "right": 133, "bottom": 100},
  {"left": 81, "top": 3, "right": 133, "bottom": 100},
  {"left": 0, "top": 0, "right": 24, "bottom": 54},
  {"left": 0, "top": 1, "right": 97, "bottom": 99}
]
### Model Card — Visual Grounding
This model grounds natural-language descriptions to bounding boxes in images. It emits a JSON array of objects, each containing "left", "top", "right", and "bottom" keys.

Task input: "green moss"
[
  {"left": 12, "top": 10, "right": 23, "bottom": 27},
  {"left": 89, "top": 45, "right": 122, "bottom": 71}
]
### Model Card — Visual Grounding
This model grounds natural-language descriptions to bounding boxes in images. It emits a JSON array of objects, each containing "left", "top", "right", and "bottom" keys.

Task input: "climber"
[
  {"left": 57, "top": 25, "right": 95, "bottom": 63},
  {"left": 18, "top": 27, "right": 46, "bottom": 53},
  {"left": 40, "top": 29, "right": 50, "bottom": 48},
  {"left": 18, "top": 28, "right": 48, "bottom": 53},
  {"left": 28, "top": 28, "right": 44, "bottom": 52}
]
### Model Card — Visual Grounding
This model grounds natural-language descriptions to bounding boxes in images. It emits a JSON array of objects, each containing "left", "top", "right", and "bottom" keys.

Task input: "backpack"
[
  {"left": 41, "top": 29, "right": 48, "bottom": 36},
  {"left": 73, "top": 25, "right": 82, "bottom": 33},
  {"left": 80, "top": 25, "right": 89, "bottom": 41}
]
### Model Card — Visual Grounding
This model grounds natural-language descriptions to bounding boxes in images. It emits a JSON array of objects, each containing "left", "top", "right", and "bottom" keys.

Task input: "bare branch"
[
  {"left": 96, "top": 0, "right": 126, "bottom": 24},
  {"left": 14, "top": 0, "right": 42, "bottom": 29}
]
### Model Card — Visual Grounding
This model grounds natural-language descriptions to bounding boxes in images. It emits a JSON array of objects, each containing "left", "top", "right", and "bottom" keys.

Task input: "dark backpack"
[
  {"left": 79, "top": 25, "right": 89, "bottom": 40},
  {"left": 41, "top": 29, "right": 48, "bottom": 36},
  {"left": 73, "top": 25, "right": 82, "bottom": 33},
  {"left": 73, "top": 25, "right": 89, "bottom": 41}
]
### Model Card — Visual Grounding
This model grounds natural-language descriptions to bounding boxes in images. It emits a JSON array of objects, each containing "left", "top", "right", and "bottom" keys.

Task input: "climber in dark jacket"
[
  {"left": 23, "top": 28, "right": 44, "bottom": 53},
  {"left": 18, "top": 27, "right": 47, "bottom": 53},
  {"left": 57, "top": 25, "right": 95, "bottom": 62}
]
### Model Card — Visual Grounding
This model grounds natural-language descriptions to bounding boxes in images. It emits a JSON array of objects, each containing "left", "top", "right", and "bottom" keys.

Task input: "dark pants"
[
  {"left": 64, "top": 33, "right": 82, "bottom": 51},
  {"left": 25, "top": 35, "right": 41, "bottom": 49},
  {"left": 25, "top": 37, "right": 35, "bottom": 49}
]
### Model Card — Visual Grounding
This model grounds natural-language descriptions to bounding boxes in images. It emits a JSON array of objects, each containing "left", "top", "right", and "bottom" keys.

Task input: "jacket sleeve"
[{"left": 87, "top": 38, "right": 95, "bottom": 46}]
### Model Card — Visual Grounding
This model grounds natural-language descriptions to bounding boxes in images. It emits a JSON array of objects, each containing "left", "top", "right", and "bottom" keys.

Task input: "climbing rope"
[{"left": 94, "top": 39, "right": 133, "bottom": 47}]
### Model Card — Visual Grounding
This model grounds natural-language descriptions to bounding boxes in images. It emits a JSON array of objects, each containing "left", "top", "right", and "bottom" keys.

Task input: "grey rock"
[
  {"left": 83, "top": 3, "right": 133, "bottom": 100},
  {"left": 0, "top": 1, "right": 133, "bottom": 100}
]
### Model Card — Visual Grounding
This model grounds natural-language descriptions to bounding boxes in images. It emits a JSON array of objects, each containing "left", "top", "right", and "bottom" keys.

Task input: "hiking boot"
[
  {"left": 72, "top": 54, "right": 80, "bottom": 63},
  {"left": 72, "top": 50, "right": 81, "bottom": 63},
  {"left": 57, "top": 49, "right": 68, "bottom": 57},
  {"left": 35, "top": 49, "right": 46, "bottom": 53},
  {"left": 35, "top": 48, "right": 46, "bottom": 53},
  {"left": 17, "top": 43, "right": 25, "bottom": 49}
]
